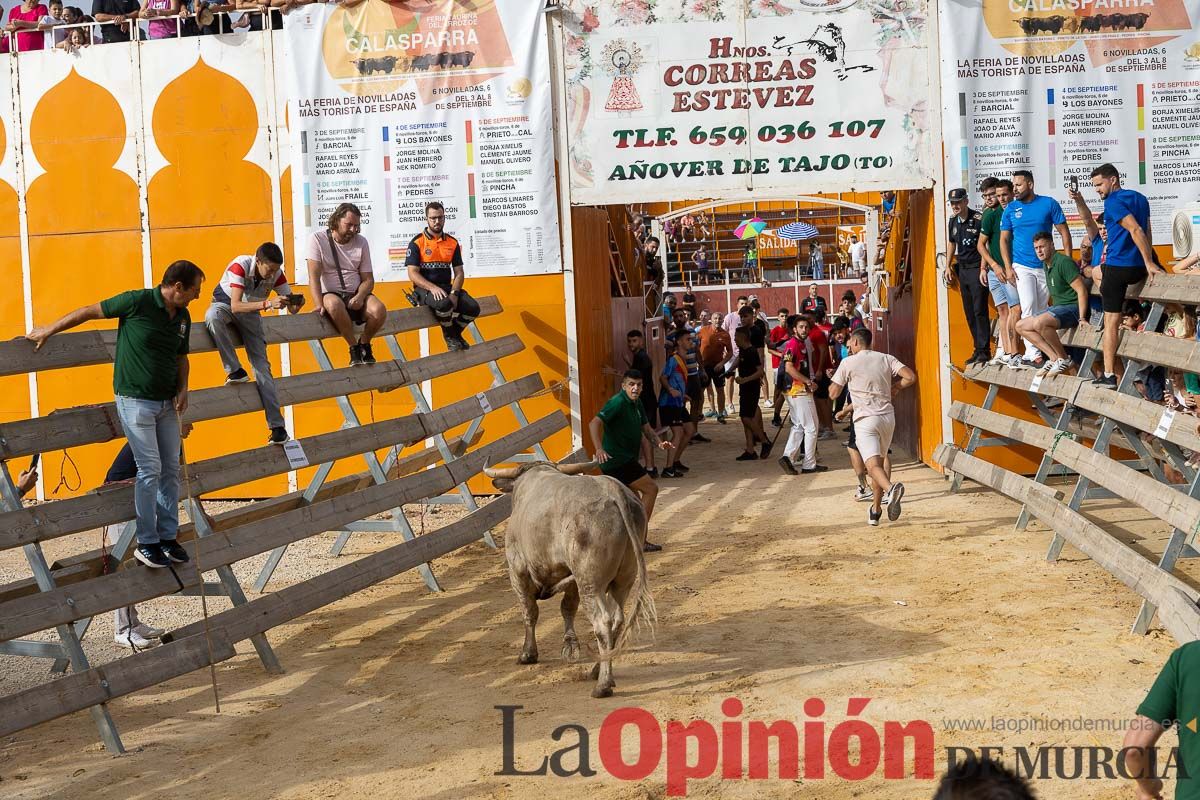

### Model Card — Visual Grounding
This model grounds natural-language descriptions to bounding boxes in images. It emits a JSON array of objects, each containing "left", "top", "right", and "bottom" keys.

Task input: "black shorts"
[
  {"left": 603, "top": 460, "right": 648, "bottom": 487},
  {"left": 814, "top": 376, "right": 831, "bottom": 401},
  {"left": 641, "top": 396, "right": 658, "bottom": 429},
  {"left": 323, "top": 291, "right": 368, "bottom": 325},
  {"left": 739, "top": 385, "right": 761, "bottom": 418},
  {"left": 846, "top": 420, "right": 857, "bottom": 451},
  {"left": 686, "top": 377, "right": 704, "bottom": 422},
  {"left": 659, "top": 405, "right": 685, "bottom": 427},
  {"left": 1099, "top": 266, "right": 1147, "bottom": 314},
  {"left": 704, "top": 364, "right": 726, "bottom": 389}
]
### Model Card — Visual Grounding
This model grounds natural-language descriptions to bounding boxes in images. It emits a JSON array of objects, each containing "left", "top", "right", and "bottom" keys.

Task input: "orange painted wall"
[{"left": 5, "top": 51, "right": 571, "bottom": 499}]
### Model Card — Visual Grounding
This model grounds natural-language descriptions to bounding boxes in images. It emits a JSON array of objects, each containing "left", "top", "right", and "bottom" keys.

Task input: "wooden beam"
[
  {"left": 0, "top": 433, "right": 482, "bottom": 607},
  {"left": 0, "top": 412, "right": 565, "bottom": 641},
  {"left": 0, "top": 499, "right": 510, "bottom": 739},
  {"left": 1084, "top": 272, "right": 1200, "bottom": 306},
  {"left": 0, "top": 372, "right": 535, "bottom": 552},
  {"left": 949, "top": 402, "right": 1200, "bottom": 536},
  {"left": 934, "top": 445, "right": 1200, "bottom": 643},
  {"left": 1056, "top": 321, "right": 1200, "bottom": 376},
  {"left": 0, "top": 333, "right": 521, "bottom": 460},
  {"left": 0, "top": 297, "right": 503, "bottom": 378},
  {"left": 963, "top": 364, "right": 1200, "bottom": 454}
]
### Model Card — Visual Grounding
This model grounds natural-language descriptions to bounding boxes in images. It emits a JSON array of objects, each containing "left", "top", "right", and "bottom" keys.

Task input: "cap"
[
  {"left": 748, "top": 294, "right": 758, "bottom": 301},
  {"left": 948, "top": 188, "right": 968, "bottom": 202}
]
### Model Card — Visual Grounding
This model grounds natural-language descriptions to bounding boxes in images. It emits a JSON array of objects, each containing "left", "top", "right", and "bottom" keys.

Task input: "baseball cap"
[{"left": 948, "top": 188, "right": 968, "bottom": 202}]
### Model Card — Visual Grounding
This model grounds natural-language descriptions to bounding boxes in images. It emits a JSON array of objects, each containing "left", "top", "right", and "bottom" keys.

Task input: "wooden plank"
[
  {"left": 0, "top": 413, "right": 565, "bottom": 641},
  {"left": 964, "top": 364, "right": 1200, "bottom": 454},
  {"left": 0, "top": 333, "right": 521, "bottom": 460},
  {"left": 949, "top": 402, "right": 1200, "bottom": 536},
  {"left": 0, "top": 371, "right": 535, "bottom": 552},
  {"left": 0, "top": 630, "right": 237, "bottom": 739},
  {"left": 1057, "top": 321, "right": 1200, "bottom": 375},
  {"left": 0, "top": 433, "right": 482, "bottom": 607},
  {"left": 0, "top": 500, "right": 510, "bottom": 739},
  {"left": 0, "top": 297, "right": 503, "bottom": 379},
  {"left": 1084, "top": 272, "right": 1200, "bottom": 306},
  {"left": 934, "top": 445, "right": 1200, "bottom": 643}
]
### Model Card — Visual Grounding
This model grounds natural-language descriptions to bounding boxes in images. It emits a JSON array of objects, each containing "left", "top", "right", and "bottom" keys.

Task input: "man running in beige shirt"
[{"left": 830, "top": 327, "right": 916, "bottom": 526}]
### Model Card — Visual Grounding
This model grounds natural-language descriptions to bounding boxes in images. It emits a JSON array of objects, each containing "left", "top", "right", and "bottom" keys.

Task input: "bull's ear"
[{"left": 492, "top": 478, "right": 515, "bottom": 493}]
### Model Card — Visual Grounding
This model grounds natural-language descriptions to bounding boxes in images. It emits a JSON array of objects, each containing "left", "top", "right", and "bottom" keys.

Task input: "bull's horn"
[
  {"left": 556, "top": 461, "right": 598, "bottom": 475},
  {"left": 482, "top": 463, "right": 522, "bottom": 479}
]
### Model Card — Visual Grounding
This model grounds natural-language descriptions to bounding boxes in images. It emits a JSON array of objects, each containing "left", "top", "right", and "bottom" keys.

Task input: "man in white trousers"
[
  {"left": 999, "top": 169, "right": 1072, "bottom": 369},
  {"left": 777, "top": 315, "right": 825, "bottom": 475},
  {"left": 830, "top": 327, "right": 916, "bottom": 526}
]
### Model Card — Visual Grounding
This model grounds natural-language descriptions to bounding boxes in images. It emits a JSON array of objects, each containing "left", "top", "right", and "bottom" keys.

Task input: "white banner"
[
  {"left": 939, "top": 0, "right": 1200, "bottom": 242},
  {"left": 284, "top": 0, "right": 561, "bottom": 281},
  {"left": 560, "top": 0, "right": 936, "bottom": 205}
]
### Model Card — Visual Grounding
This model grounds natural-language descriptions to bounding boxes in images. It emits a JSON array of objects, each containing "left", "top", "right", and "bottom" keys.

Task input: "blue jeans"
[
  {"left": 114, "top": 396, "right": 181, "bottom": 545},
  {"left": 812, "top": 260, "right": 824, "bottom": 280}
]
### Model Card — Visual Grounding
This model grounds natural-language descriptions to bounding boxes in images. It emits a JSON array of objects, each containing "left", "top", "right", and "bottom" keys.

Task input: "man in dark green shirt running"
[
  {"left": 1014, "top": 231, "right": 1088, "bottom": 376},
  {"left": 26, "top": 260, "right": 205, "bottom": 570},
  {"left": 1123, "top": 640, "right": 1200, "bottom": 800},
  {"left": 588, "top": 370, "right": 673, "bottom": 552}
]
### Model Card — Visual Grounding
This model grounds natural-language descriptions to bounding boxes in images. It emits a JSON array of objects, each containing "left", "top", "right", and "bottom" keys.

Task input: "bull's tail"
[{"left": 612, "top": 493, "right": 656, "bottom": 657}]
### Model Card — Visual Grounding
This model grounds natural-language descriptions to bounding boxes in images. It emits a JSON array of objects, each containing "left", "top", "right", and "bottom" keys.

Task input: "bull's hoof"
[
  {"left": 518, "top": 652, "right": 538, "bottom": 665},
  {"left": 561, "top": 639, "right": 581, "bottom": 663},
  {"left": 589, "top": 663, "right": 600, "bottom": 680},
  {"left": 591, "top": 684, "right": 614, "bottom": 699}
]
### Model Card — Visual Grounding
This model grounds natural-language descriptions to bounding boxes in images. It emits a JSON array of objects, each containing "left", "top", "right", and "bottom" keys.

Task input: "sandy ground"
[{"left": 0, "top": 415, "right": 1192, "bottom": 799}]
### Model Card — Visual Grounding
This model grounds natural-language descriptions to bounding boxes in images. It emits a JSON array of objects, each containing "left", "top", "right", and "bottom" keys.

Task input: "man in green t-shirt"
[
  {"left": 1122, "top": 640, "right": 1200, "bottom": 800},
  {"left": 588, "top": 370, "right": 673, "bottom": 552},
  {"left": 1014, "top": 231, "right": 1087, "bottom": 376},
  {"left": 977, "top": 177, "right": 1021, "bottom": 364},
  {"left": 26, "top": 261, "right": 205, "bottom": 570}
]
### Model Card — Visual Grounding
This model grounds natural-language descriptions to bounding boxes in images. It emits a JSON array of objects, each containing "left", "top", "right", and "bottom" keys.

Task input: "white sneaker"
[
  {"left": 1046, "top": 358, "right": 1072, "bottom": 375},
  {"left": 854, "top": 485, "right": 873, "bottom": 502},
  {"left": 134, "top": 622, "right": 164, "bottom": 640},
  {"left": 1005, "top": 355, "right": 1023, "bottom": 370},
  {"left": 115, "top": 629, "right": 157, "bottom": 649},
  {"left": 988, "top": 350, "right": 1008, "bottom": 366}
]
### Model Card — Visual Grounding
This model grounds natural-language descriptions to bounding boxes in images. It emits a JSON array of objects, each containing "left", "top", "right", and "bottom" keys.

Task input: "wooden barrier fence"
[
  {"left": 0, "top": 296, "right": 562, "bottom": 752},
  {"left": 937, "top": 273, "right": 1200, "bottom": 641}
]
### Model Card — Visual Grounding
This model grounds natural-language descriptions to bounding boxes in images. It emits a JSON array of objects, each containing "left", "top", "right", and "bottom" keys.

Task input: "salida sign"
[{"left": 562, "top": 1, "right": 935, "bottom": 204}]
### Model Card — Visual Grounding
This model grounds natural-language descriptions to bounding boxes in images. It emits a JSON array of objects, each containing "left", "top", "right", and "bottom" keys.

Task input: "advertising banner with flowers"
[
  {"left": 284, "top": 0, "right": 561, "bottom": 280},
  {"left": 558, "top": 0, "right": 936, "bottom": 204}
]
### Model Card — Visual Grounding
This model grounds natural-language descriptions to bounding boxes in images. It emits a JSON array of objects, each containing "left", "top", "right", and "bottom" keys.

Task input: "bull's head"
[{"left": 482, "top": 461, "right": 597, "bottom": 493}]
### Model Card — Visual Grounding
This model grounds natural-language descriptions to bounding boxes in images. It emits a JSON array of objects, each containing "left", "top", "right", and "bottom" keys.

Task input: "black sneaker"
[
  {"left": 225, "top": 368, "right": 250, "bottom": 385},
  {"left": 446, "top": 336, "right": 470, "bottom": 352},
  {"left": 716, "top": 414, "right": 727, "bottom": 424},
  {"left": 735, "top": 451, "right": 758, "bottom": 461},
  {"left": 646, "top": 467, "right": 658, "bottom": 479},
  {"left": 268, "top": 426, "right": 289, "bottom": 445},
  {"left": 674, "top": 462, "right": 690, "bottom": 473},
  {"left": 692, "top": 433, "right": 711, "bottom": 443},
  {"left": 760, "top": 442, "right": 772, "bottom": 459},
  {"left": 1091, "top": 374, "right": 1118, "bottom": 390},
  {"left": 349, "top": 344, "right": 365, "bottom": 366},
  {"left": 778, "top": 456, "right": 798, "bottom": 475},
  {"left": 771, "top": 417, "right": 782, "bottom": 427},
  {"left": 160, "top": 540, "right": 190, "bottom": 564},
  {"left": 642, "top": 541, "right": 663, "bottom": 553},
  {"left": 359, "top": 342, "right": 376, "bottom": 364},
  {"left": 868, "top": 507, "right": 882, "bottom": 527},
  {"left": 660, "top": 467, "right": 680, "bottom": 478},
  {"left": 134, "top": 543, "right": 170, "bottom": 569},
  {"left": 801, "top": 465, "right": 830, "bottom": 474}
]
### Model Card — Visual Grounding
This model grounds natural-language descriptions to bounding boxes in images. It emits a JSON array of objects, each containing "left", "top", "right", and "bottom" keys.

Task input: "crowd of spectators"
[{"left": 2, "top": 0, "right": 353, "bottom": 50}]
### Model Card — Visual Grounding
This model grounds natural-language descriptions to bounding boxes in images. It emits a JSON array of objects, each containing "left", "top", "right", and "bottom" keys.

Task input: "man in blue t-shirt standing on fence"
[
  {"left": 1000, "top": 169, "right": 1072, "bottom": 369},
  {"left": 1088, "top": 162, "right": 1160, "bottom": 390}
]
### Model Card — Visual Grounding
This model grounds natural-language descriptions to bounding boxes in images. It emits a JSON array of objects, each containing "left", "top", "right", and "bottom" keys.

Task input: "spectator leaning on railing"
[
  {"left": 91, "top": 0, "right": 141, "bottom": 42},
  {"left": 142, "top": 0, "right": 183, "bottom": 39},
  {"left": 6, "top": 0, "right": 50, "bottom": 52}
]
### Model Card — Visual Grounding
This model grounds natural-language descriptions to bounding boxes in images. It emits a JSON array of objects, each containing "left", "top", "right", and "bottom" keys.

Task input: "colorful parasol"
[{"left": 733, "top": 217, "right": 767, "bottom": 239}]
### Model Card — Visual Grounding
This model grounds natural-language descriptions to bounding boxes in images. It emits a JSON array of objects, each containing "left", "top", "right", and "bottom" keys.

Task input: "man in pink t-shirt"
[
  {"left": 830, "top": 327, "right": 916, "bottom": 526},
  {"left": 305, "top": 201, "right": 388, "bottom": 366}
]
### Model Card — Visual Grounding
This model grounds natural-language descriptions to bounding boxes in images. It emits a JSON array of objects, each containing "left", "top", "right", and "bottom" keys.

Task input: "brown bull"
[{"left": 485, "top": 461, "right": 656, "bottom": 698}]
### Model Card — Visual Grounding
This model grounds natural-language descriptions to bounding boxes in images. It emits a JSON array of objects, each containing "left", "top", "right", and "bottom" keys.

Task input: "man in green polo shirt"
[
  {"left": 588, "top": 370, "right": 673, "bottom": 553},
  {"left": 1121, "top": 640, "right": 1200, "bottom": 800},
  {"left": 1014, "top": 231, "right": 1088, "bottom": 376},
  {"left": 26, "top": 260, "right": 205, "bottom": 570}
]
